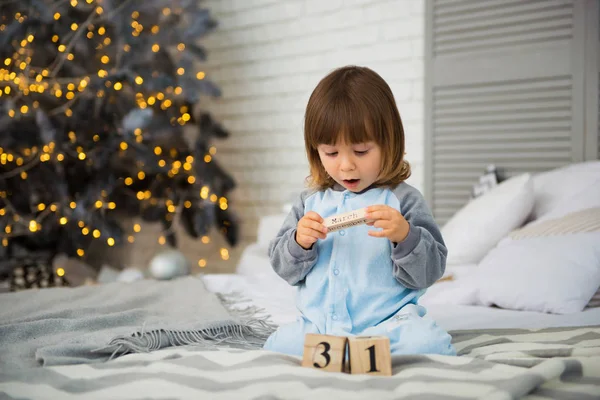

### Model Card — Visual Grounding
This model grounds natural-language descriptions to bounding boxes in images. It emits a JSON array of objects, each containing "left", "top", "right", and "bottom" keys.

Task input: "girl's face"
[{"left": 317, "top": 140, "right": 382, "bottom": 192}]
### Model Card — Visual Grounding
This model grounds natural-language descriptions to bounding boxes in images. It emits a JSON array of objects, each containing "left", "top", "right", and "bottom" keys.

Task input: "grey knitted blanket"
[{"left": 0, "top": 275, "right": 275, "bottom": 369}]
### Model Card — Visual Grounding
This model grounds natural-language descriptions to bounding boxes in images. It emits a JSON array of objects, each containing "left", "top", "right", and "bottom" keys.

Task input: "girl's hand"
[
  {"left": 295, "top": 211, "right": 327, "bottom": 249},
  {"left": 365, "top": 205, "right": 410, "bottom": 243}
]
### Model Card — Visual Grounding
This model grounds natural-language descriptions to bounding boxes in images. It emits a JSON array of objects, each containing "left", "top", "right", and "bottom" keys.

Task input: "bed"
[
  {"left": 0, "top": 270, "right": 598, "bottom": 400},
  {"left": 1, "top": 162, "right": 599, "bottom": 399}
]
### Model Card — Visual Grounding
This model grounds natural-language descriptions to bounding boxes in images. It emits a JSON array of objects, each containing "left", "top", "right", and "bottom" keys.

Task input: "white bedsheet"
[{"left": 203, "top": 273, "right": 600, "bottom": 332}]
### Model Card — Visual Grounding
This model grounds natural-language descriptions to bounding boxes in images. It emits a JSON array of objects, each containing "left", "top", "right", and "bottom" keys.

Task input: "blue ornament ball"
[{"left": 149, "top": 250, "right": 190, "bottom": 280}]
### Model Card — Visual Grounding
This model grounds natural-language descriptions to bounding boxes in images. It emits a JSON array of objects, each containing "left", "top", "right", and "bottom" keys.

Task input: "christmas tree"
[{"left": 0, "top": 0, "right": 238, "bottom": 288}]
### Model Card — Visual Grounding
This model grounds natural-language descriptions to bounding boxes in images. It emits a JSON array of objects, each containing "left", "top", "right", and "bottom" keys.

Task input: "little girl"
[{"left": 263, "top": 66, "right": 455, "bottom": 357}]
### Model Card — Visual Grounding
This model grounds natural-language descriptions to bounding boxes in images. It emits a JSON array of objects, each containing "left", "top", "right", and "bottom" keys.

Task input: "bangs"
[{"left": 305, "top": 95, "right": 377, "bottom": 149}]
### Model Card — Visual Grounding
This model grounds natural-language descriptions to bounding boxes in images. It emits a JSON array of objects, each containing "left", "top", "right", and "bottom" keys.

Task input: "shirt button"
[
  {"left": 339, "top": 230, "right": 346, "bottom": 236},
  {"left": 333, "top": 269, "right": 340, "bottom": 276},
  {"left": 332, "top": 314, "right": 338, "bottom": 321}
]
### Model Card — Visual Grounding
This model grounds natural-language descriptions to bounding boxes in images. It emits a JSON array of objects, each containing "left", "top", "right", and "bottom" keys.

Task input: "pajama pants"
[{"left": 263, "top": 304, "right": 456, "bottom": 357}]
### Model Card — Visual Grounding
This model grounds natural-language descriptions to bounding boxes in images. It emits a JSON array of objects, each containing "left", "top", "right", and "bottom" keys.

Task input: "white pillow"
[
  {"left": 476, "top": 231, "right": 600, "bottom": 314},
  {"left": 256, "top": 213, "right": 287, "bottom": 247},
  {"left": 530, "top": 174, "right": 600, "bottom": 225},
  {"left": 530, "top": 161, "right": 600, "bottom": 221},
  {"left": 235, "top": 243, "right": 271, "bottom": 277},
  {"left": 441, "top": 174, "right": 534, "bottom": 265}
]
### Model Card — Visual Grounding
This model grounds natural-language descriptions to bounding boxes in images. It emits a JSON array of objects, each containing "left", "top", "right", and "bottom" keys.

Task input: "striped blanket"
[{"left": 1, "top": 325, "right": 598, "bottom": 399}]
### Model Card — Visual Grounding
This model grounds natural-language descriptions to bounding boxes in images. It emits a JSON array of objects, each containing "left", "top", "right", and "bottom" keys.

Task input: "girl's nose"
[{"left": 340, "top": 155, "right": 356, "bottom": 171}]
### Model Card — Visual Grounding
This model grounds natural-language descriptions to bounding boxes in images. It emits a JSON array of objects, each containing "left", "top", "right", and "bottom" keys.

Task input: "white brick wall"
[{"left": 194, "top": 0, "right": 425, "bottom": 270}]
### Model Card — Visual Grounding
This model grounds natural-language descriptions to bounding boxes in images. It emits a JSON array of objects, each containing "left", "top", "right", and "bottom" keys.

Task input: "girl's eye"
[
  {"left": 325, "top": 152, "right": 338, "bottom": 157},
  {"left": 355, "top": 150, "right": 369, "bottom": 155}
]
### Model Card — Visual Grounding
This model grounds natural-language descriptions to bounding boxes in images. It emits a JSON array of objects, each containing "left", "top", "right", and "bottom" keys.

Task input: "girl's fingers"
[
  {"left": 299, "top": 226, "right": 326, "bottom": 240},
  {"left": 373, "top": 220, "right": 391, "bottom": 229},
  {"left": 304, "top": 211, "right": 324, "bottom": 223},
  {"left": 368, "top": 229, "right": 389, "bottom": 238},
  {"left": 303, "top": 219, "right": 327, "bottom": 234},
  {"left": 365, "top": 208, "right": 391, "bottom": 221}
]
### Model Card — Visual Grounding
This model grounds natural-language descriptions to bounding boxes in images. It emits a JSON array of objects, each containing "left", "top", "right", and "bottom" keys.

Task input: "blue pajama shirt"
[{"left": 263, "top": 182, "right": 456, "bottom": 357}]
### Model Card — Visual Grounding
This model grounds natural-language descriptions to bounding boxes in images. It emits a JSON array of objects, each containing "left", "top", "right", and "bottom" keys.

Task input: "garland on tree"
[{"left": 0, "top": 0, "right": 238, "bottom": 284}]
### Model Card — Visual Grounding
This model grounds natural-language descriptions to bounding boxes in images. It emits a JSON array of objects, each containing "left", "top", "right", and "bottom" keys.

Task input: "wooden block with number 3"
[
  {"left": 301, "top": 334, "right": 348, "bottom": 373},
  {"left": 348, "top": 336, "right": 392, "bottom": 376}
]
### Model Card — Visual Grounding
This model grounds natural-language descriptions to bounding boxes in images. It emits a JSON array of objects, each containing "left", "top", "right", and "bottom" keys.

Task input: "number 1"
[{"left": 366, "top": 345, "right": 379, "bottom": 372}]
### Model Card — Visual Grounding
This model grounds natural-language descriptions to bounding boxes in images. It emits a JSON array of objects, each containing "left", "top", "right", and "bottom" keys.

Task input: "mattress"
[{"left": 202, "top": 273, "right": 600, "bottom": 331}]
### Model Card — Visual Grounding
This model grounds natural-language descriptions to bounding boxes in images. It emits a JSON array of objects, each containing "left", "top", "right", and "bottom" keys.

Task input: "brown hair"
[{"left": 304, "top": 65, "right": 411, "bottom": 190}]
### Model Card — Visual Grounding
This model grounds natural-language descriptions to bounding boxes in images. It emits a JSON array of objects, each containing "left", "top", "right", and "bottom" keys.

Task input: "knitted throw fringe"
[{"left": 94, "top": 292, "right": 278, "bottom": 361}]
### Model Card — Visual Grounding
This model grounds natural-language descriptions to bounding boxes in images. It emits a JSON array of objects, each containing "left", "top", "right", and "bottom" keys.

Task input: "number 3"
[{"left": 313, "top": 341, "right": 331, "bottom": 368}]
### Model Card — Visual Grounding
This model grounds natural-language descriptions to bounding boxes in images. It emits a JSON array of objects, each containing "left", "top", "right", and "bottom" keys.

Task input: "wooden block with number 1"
[
  {"left": 348, "top": 336, "right": 392, "bottom": 376},
  {"left": 301, "top": 334, "right": 348, "bottom": 373}
]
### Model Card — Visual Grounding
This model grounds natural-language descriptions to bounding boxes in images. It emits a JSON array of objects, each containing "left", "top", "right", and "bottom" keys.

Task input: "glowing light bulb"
[{"left": 220, "top": 248, "right": 229, "bottom": 260}]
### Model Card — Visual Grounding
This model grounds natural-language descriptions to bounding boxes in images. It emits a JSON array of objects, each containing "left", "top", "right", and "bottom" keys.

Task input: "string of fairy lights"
[{"left": 0, "top": 0, "right": 231, "bottom": 274}]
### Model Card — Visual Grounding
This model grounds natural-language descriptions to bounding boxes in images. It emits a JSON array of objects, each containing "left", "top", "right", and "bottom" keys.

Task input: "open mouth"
[{"left": 343, "top": 179, "right": 360, "bottom": 188}]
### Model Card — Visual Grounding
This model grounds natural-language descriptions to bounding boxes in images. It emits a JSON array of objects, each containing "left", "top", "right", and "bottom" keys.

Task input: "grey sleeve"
[
  {"left": 268, "top": 190, "right": 318, "bottom": 286},
  {"left": 390, "top": 184, "right": 447, "bottom": 290}
]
